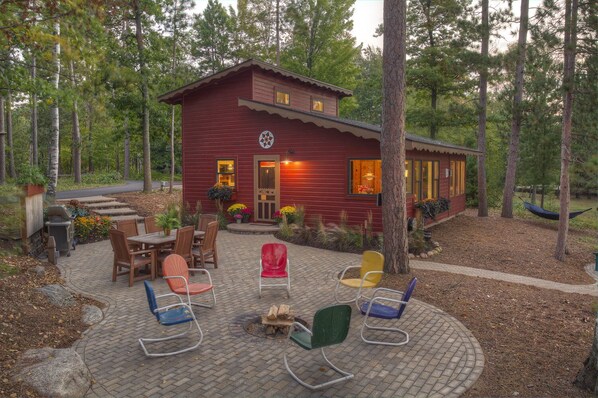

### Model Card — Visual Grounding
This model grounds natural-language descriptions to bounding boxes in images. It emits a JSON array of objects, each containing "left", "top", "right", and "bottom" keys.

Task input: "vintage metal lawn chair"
[
  {"left": 162, "top": 254, "right": 216, "bottom": 308},
  {"left": 139, "top": 281, "right": 203, "bottom": 357},
  {"left": 334, "top": 251, "right": 384, "bottom": 308},
  {"left": 259, "top": 243, "right": 290, "bottom": 298},
  {"left": 283, "top": 304, "right": 353, "bottom": 390},
  {"left": 359, "top": 277, "right": 417, "bottom": 346},
  {"left": 192, "top": 221, "right": 219, "bottom": 268},
  {"left": 109, "top": 229, "right": 155, "bottom": 287}
]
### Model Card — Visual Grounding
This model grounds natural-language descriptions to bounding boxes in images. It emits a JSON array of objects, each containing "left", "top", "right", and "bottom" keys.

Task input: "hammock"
[{"left": 522, "top": 201, "right": 592, "bottom": 220}]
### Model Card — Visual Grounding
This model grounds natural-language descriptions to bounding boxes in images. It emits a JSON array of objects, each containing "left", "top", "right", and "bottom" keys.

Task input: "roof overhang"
[
  {"left": 158, "top": 59, "right": 352, "bottom": 105},
  {"left": 238, "top": 98, "right": 482, "bottom": 156}
]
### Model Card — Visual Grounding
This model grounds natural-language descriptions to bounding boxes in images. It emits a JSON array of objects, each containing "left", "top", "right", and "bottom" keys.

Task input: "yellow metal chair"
[{"left": 334, "top": 251, "right": 384, "bottom": 309}]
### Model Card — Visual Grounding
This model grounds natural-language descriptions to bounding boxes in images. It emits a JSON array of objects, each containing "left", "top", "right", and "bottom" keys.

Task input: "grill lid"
[{"left": 47, "top": 205, "right": 73, "bottom": 222}]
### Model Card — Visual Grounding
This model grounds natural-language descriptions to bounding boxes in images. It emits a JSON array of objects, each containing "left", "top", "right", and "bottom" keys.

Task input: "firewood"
[
  {"left": 277, "top": 304, "right": 290, "bottom": 319},
  {"left": 265, "top": 326, "right": 276, "bottom": 335},
  {"left": 267, "top": 305, "right": 278, "bottom": 320}
]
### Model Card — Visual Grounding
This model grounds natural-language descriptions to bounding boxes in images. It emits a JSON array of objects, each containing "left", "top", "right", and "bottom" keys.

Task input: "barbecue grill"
[{"left": 46, "top": 205, "right": 75, "bottom": 256}]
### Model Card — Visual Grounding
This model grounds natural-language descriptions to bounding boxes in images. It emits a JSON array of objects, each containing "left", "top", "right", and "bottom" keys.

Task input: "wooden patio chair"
[
  {"left": 144, "top": 216, "right": 162, "bottom": 234},
  {"left": 195, "top": 214, "right": 218, "bottom": 244},
  {"left": 283, "top": 304, "right": 354, "bottom": 390},
  {"left": 192, "top": 221, "right": 218, "bottom": 268},
  {"left": 158, "top": 226, "right": 194, "bottom": 271},
  {"left": 116, "top": 219, "right": 140, "bottom": 250},
  {"left": 163, "top": 254, "right": 216, "bottom": 308},
  {"left": 109, "top": 229, "right": 155, "bottom": 287}
]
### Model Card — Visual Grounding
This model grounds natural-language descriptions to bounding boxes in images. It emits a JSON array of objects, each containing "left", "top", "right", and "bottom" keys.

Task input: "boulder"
[
  {"left": 419, "top": 253, "right": 428, "bottom": 259},
  {"left": 82, "top": 305, "right": 103, "bottom": 326},
  {"left": 37, "top": 284, "right": 75, "bottom": 307},
  {"left": 408, "top": 253, "right": 415, "bottom": 259},
  {"left": 30, "top": 265, "right": 46, "bottom": 277},
  {"left": 13, "top": 348, "right": 91, "bottom": 398},
  {"left": 427, "top": 251, "right": 435, "bottom": 257}
]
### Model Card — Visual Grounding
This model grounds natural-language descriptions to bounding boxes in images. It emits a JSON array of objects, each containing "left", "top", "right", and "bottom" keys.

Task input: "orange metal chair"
[
  {"left": 192, "top": 221, "right": 218, "bottom": 268},
  {"left": 163, "top": 254, "right": 216, "bottom": 308},
  {"left": 259, "top": 243, "right": 290, "bottom": 298},
  {"left": 334, "top": 251, "right": 384, "bottom": 309},
  {"left": 109, "top": 229, "right": 155, "bottom": 287}
]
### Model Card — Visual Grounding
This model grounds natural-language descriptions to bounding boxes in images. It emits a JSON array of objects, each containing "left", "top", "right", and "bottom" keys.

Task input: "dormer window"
[
  {"left": 311, "top": 98, "right": 324, "bottom": 112},
  {"left": 275, "top": 90, "right": 290, "bottom": 105}
]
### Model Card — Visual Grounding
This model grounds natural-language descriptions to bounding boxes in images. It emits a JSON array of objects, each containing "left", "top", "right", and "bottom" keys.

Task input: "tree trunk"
[
  {"left": 501, "top": 0, "right": 529, "bottom": 218},
  {"left": 124, "top": 116, "right": 130, "bottom": 179},
  {"left": 476, "top": 0, "right": 489, "bottom": 217},
  {"left": 87, "top": 101, "right": 93, "bottom": 173},
  {"left": 169, "top": 0, "right": 178, "bottom": 194},
  {"left": 31, "top": 55, "right": 38, "bottom": 166},
  {"left": 6, "top": 89, "right": 16, "bottom": 179},
  {"left": 381, "top": 0, "right": 410, "bottom": 274},
  {"left": 133, "top": 0, "right": 152, "bottom": 193},
  {"left": 576, "top": 315, "right": 598, "bottom": 393},
  {"left": 0, "top": 95, "right": 5, "bottom": 185},
  {"left": 70, "top": 60, "right": 81, "bottom": 184},
  {"left": 276, "top": 0, "right": 281, "bottom": 66},
  {"left": 555, "top": 0, "right": 578, "bottom": 261},
  {"left": 47, "top": 21, "right": 61, "bottom": 201},
  {"left": 541, "top": 185, "right": 545, "bottom": 208},
  {"left": 430, "top": 87, "right": 438, "bottom": 139}
]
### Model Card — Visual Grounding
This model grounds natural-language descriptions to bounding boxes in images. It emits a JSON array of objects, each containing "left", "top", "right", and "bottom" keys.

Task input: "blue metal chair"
[
  {"left": 139, "top": 281, "right": 204, "bottom": 357},
  {"left": 359, "top": 277, "right": 417, "bottom": 346},
  {"left": 284, "top": 304, "right": 353, "bottom": 390}
]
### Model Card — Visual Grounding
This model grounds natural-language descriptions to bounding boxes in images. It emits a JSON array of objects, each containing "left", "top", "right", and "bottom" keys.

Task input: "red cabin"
[{"left": 159, "top": 59, "right": 479, "bottom": 230}]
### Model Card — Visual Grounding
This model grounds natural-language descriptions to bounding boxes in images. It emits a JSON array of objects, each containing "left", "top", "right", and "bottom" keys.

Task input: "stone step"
[
  {"left": 93, "top": 208, "right": 138, "bottom": 216},
  {"left": 58, "top": 196, "right": 116, "bottom": 204},
  {"left": 86, "top": 201, "right": 130, "bottom": 210},
  {"left": 108, "top": 215, "right": 144, "bottom": 223}
]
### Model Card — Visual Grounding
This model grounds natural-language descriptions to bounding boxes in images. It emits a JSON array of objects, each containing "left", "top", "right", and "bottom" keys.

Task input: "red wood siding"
[
  {"left": 252, "top": 70, "right": 338, "bottom": 116},
  {"left": 180, "top": 69, "right": 466, "bottom": 231}
]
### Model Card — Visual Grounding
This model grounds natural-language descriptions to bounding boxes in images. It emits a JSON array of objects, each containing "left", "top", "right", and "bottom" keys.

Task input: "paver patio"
[{"left": 59, "top": 231, "right": 484, "bottom": 397}]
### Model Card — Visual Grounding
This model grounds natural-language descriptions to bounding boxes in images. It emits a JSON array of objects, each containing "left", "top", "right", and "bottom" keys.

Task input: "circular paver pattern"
[{"left": 59, "top": 232, "right": 484, "bottom": 397}]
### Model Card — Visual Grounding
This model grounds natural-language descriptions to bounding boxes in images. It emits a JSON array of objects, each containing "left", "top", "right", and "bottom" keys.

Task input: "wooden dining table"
[
  {"left": 127, "top": 229, "right": 205, "bottom": 248},
  {"left": 127, "top": 229, "right": 205, "bottom": 276}
]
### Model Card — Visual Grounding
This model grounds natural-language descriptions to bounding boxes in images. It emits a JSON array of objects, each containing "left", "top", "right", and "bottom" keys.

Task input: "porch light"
[{"left": 283, "top": 149, "right": 295, "bottom": 165}]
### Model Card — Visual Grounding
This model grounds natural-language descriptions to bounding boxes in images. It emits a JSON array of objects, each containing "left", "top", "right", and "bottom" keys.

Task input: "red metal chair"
[
  {"left": 162, "top": 254, "right": 216, "bottom": 308},
  {"left": 259, "top": 243, "right": 290, "bottom": 298}
]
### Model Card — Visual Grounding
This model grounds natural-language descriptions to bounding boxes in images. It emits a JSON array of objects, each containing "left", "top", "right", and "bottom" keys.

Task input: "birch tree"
[
  {"left": 47, "top": 20, "right": 61, "bottom": 199},
  {"left": 70, "top": 60, "right": 82, "bottom": 183}
]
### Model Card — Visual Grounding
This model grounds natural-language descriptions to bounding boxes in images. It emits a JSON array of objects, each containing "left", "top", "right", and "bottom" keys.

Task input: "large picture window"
[
  {"left": 411, "top": 160, "right": 439, "bottom": 200},
  {"left": 217, "top": 159, "right": 236, "bottom": 187},
  {"left": 349, "top": 159, "right": 381, "bottom": 195},
  {"left": 450, "top": 160, "right": 465, "bottom": 196}
]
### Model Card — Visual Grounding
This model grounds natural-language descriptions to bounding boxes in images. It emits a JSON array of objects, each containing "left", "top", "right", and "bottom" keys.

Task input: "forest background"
[{"left": 0, "top": 0, "right": 595, "bottom": 206}]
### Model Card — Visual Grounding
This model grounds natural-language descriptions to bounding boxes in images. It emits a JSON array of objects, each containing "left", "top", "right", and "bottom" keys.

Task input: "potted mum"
[
  {"left": 155, "top": 204, "right": 181, "bottom": 236},
  {"left": 227, "top": 203, "right": 247, "bottom": 224},
  {"left": 273, "top": 205, "right": 296, "bottom": 225}
]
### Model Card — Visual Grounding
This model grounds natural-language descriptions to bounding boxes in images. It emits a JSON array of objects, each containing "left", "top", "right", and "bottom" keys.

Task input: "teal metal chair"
[{"left": 283, "top": 304, "right": 353, "bottom": 390}]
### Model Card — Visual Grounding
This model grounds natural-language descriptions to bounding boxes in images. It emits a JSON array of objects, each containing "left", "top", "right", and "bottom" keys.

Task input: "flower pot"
[
  {"left": 235, "top": 219, "right": 242, "bottom": 224},
  {"left": 23, "top": 184, "right": 45, "bottom": 197},
  {"left": 242, "top": 215, "right": 250, "bottom": 223},
  {"left": 163, "top": 228, "right": 171, "bottom": 236}
]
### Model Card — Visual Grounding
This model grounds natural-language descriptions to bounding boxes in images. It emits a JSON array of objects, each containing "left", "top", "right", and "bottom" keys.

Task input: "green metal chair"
[{"left": 283, "top": 304, "right": 353, "bottom": 390}]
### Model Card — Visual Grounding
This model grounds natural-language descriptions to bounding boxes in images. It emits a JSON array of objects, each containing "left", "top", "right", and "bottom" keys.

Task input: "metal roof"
[
  {"left": 238, "top": 98, "right": 482, "bottom": 156},
  {"left": 158, "top": 59, "right": 353, "bottom": 104}
]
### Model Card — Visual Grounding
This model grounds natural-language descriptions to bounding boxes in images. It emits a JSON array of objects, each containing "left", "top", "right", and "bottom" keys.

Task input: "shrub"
[
  {"left": 66, "top": 200, "right": 89, "bottom": 218},
  {"left": 16, "top": 165, "right": 47, "bottom": 186},
  {"left": 294, "top": 205, "right": 305, "bottom": 227},
  {"left": 74, "top": 216, "right": 112, "bottom": 243},
  {"left": 82, "top": 171, "right": 123, "bottom": 184},
  {"left": 181, "top": 200, "right": 202, "bottom": 227}
]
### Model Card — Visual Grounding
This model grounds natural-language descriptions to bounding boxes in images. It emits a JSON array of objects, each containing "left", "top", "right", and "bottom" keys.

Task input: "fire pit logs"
[{"left": 261, "top": 304, "right": 294, "bottom": 336}]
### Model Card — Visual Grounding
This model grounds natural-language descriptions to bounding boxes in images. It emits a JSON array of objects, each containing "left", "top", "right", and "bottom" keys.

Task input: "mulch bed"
[
  {"left": 0, "top": 255, "right": 102, "bottom": 398},
  {"left": 112, "top": 190, "right": 183, "bottom": 217},
  {"left": 431, "top": 209, "right": 596, "bottom": 284}
]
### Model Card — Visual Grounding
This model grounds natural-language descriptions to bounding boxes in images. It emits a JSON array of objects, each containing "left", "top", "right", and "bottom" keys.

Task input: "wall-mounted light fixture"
[
  {"left": 283, "top": 149, "right": 295, "bottom": 165},
  {"left": 362, "top": 172, "right": 375, "bottom": 181},
  {"left": 445, "top": 168, "right": 451, "bottom": 178}
]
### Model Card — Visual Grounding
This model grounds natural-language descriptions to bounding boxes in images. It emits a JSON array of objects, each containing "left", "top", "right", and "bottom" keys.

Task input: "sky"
[{"left": 193, "top": 0, "right": 540, "bottom": 53}]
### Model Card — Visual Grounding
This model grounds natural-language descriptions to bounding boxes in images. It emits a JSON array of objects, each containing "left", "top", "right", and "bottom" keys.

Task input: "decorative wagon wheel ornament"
[{"left": 259, "top": 130, "right": 275, "bottom": 149}]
